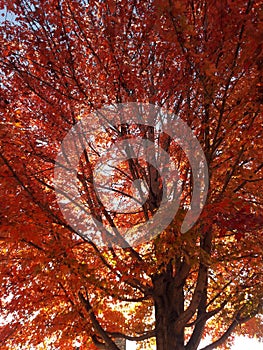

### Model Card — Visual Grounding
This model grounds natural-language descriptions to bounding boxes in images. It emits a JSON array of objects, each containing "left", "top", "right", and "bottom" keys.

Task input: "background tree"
[{"left": 0, "top": 0, "right": 262, "bottom": 350}]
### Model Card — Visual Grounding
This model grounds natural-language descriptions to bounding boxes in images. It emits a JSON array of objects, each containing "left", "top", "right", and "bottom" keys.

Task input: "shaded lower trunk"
[
  {"left": 153, "top": 274, "right": 185, "bottom": 350},
  {"left": 155, "top": 311, "right": 185, "bottom": 350}
]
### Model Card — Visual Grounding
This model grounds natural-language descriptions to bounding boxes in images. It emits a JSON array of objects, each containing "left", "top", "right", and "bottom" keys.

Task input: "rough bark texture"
[{"left": 153, "top": 265, "right": 185, "bottom": 350}]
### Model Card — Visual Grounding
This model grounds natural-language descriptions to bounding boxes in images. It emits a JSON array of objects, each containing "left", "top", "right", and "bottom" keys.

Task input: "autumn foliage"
[{"left": 0, "top": 0, "right": 262, "bottom": 350}]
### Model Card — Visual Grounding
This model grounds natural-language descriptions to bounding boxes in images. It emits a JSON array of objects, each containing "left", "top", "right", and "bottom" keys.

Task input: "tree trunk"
[{"left": 153, "top": 272, "right": 185, "bottom": 350}]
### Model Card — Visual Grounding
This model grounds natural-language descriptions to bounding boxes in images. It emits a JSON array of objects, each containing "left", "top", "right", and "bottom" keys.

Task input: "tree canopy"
[{"left": 0, "top": 0, "right": 262, "bottom": 349}]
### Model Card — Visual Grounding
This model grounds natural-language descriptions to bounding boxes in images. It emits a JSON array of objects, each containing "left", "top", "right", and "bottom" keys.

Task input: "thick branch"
[
  {"left": 108, "top": 330, "right": 156, "bottom": 341},
  {"left": 200, "top": 307, "right": 261, "bottom": 350},
  {"left": 78, "top": 291, "right": 120, "bottom": 350}
]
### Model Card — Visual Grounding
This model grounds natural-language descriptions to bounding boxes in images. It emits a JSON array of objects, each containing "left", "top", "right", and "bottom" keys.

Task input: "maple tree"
[{"left": 0, "top": 0, "right": 263, "bottom": 350}]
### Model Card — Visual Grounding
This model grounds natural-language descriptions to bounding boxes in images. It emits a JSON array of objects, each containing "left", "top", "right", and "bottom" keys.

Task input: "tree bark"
[{"left": 153, "top": 271, "right": 185, "bottom": 350}]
